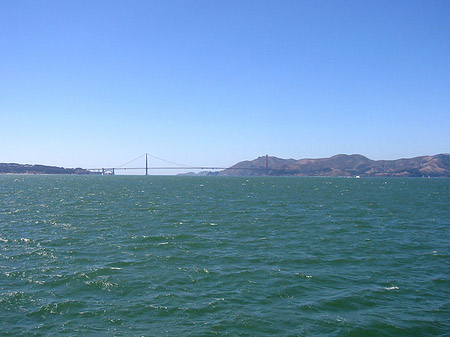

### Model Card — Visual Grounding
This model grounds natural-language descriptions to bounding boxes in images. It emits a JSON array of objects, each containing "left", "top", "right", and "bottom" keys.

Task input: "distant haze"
[{"left": 2, "top": 153, "right": 450, "bottom": 177}]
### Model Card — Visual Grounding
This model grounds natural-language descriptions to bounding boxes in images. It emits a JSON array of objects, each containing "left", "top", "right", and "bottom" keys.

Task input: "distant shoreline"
[
  {"left": 2, "top": 153, "right": 450, "bottom": 177},
  {"left": 0, "top": 163, "right": 98, "bottom": 175},
  {"left": 189, "top": 153, "right": 450, "bottom": 178}
]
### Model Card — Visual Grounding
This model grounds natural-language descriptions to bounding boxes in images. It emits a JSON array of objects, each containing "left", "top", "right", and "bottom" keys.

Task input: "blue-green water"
[{"left": 1, "top": 176, "right": 449, "bottom": 336}]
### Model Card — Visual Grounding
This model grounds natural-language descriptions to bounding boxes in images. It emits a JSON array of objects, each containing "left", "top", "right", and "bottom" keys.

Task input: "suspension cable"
[
  {"left": 116, "top": 154, "right": 146, "bottom": 168},
  {"left": 117, "top": 153, "right": 193, "bottom": 169},
  {"left": 146, "top": 153, "right": 192, "bottom": 167}
]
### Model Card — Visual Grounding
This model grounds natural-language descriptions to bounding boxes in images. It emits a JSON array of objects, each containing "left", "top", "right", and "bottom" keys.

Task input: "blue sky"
[{"left": 1, "top": 0, "right": 449, "bottom": 173}]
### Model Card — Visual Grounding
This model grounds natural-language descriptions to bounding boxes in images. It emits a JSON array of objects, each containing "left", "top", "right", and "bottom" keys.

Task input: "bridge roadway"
[
  {"left": 87, "top": 166, "right": 237, "bottom": 175},
  {"left": 87, "top": 153, "right": 269, "bottom": 175},
  {"left": 87, "top": 166, "right": 268, "bottom": 175}
]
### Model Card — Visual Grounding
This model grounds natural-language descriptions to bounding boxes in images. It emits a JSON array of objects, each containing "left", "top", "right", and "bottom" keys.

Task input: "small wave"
[
  {"left": 137, "top": 235, "right": 172, "bottom": 242},
  {"left": 385, "top": 286, "right": 399, "bottom": 291},
  {"left": 28, "top": 300, "right": 84, "bottom": 317},
  {"left": 84, "top": 279, "right": 118, "bottom": 292},
  {"left": 295, "top": 273, "right": 313, "bottom": 279}
]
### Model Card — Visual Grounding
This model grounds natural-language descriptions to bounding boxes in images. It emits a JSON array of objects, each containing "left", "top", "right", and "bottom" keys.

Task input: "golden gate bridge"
[{"left": 88, "top": 153, "right": 269, "bottom": 175}]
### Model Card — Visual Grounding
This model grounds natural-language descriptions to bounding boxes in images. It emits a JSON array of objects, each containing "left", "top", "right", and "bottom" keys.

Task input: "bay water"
[{"left": 1, "top": 175, "right": 449, "bottom": 336}]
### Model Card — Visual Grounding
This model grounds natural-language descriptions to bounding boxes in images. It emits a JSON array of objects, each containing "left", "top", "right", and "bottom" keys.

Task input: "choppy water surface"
[{"left": 1, "top": 175, "right": 449, "bottom": 336}]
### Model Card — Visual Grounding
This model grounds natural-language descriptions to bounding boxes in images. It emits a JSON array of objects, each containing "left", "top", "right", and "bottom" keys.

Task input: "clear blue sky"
[{"left": 1, "top": 0, "right": 449, "bottom": 172}]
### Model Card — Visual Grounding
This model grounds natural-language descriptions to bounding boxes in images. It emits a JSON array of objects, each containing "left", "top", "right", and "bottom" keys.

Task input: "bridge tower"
[
  {"left": 101, "top": 168, "right": 115, "bottom": 175},
  {"left": 145, "top": 153, "right": 148, "bottom": 176},
  {"left": 265, "top": 154, "right": 269, "bottom": 176}
]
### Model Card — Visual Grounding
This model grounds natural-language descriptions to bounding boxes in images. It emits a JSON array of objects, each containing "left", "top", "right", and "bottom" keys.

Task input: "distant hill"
[
  {"left": 5, "top": 154, "right": 450, "bottom": 177},
  {"left": 0, "top": 163, "right": 97, "bottom": 175},
  {"left": 219, "top": 154, "right": 450, "bottom": 177}
]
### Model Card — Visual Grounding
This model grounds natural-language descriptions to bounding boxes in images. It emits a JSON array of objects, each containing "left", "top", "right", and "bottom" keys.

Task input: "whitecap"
[{"left": 385, "top": 286, "right": 399, "bottom": 290}]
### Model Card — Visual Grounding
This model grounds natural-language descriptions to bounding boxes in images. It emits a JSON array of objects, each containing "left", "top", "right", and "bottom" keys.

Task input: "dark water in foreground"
[{"left": 1, "top": 176, "right": 449, "bottom": 336}]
